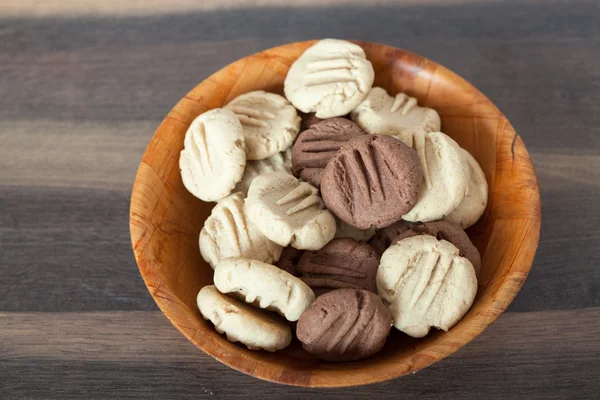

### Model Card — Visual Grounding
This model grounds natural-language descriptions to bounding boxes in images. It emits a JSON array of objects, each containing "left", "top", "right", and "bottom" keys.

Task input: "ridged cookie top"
[
  {"left": 296, "top": 288, "right": 391, "bottom": 361},
  {"left": 245, "top": 172, "right": 336, "bottom": 250},
  {"left": 321, "top": 134, "right": 423, "bottom": 229},
  {"left": 225, "top": 90, "right": 300, "bottom": 160},
  {"left": 291, "top": 118, "right": 366, "bottom": 188},
  {"left": 351, "top": 87, "right": 441, "bottom": 145},
  {"left": 377, "top": 235, "right": 477, "bottom": 338},
  {"left": 179, "top": 108, "right": 246, "bottom": 202},
  {"left": 199, "top": 192, "right": 283, "bottom": 268},
  {"left": 391, "top": 220, "right": 481, "bottom": 276},
  {"left": 213, "top": 258, "right": 315, "bottom": 321},
  {"left": 284, "top": 39, "right": 374, "bottom": 118},
  {"left": 297, "top": 238, "right": 379, "bottom": 295}
]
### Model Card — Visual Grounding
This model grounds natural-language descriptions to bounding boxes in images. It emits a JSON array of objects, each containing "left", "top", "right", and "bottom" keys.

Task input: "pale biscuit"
[
  {"left": 350, "top": 87, "right": 441, "bottom": 146},
  {"left": 197, "top": 285, "right": 291, "bottom": 351},
  {"left": 377, "top": 235, "right": 477, "bottom": 338},
  {"left": 213, "top": 257, "right": 315, "bottom": 321},
  {"left": 234, "top": 148, "right": 293, "bottom": 195},
  {"left": 245, "top": 172, "right": 336, "bottom": 250},
  {"left": 225, "top": 90, "right": 300, "bottom": 160},
  {"left": 334, "top": 218, "right": 376, "bottom": 242},
  {"left": 402, "top": 131, "right": 469, "bottom": 222},
  {"left": 199, "top": 192, "right": 283, "bottom": 268},
  {"left": 284, "top": 39, "right": 374, "bottom": 118},
  {"left": 444, "top": 149, "right": 488, "bottom": 229},
  {"left": 179, "top": 108, "right": 246, "bottom": 202}
]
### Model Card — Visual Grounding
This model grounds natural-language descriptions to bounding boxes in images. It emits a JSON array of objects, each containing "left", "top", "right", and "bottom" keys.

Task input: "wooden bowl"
[{"left": 129, "top": 41, "right": 541, "bottom": 387}]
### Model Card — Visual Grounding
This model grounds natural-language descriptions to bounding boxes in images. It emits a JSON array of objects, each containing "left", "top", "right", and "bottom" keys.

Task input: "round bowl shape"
[{"left": 129, "top": 41, "right": 541, "bottom": 387}]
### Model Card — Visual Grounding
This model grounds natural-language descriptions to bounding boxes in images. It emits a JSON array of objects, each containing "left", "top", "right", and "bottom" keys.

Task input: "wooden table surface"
[{"left": 1, "top": 0, "right": 599, "bottom": 398}]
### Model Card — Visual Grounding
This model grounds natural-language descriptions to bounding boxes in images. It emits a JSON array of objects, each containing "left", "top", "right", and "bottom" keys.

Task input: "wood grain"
[
  {"left": 2, "top": 309, "right": 599, "bottom": 399},
  {"left": 1, "top": 0, "right": 599, "bottom": 397},
  {"left": 1, "top": 0, "right": 499, "bottom": 18}
]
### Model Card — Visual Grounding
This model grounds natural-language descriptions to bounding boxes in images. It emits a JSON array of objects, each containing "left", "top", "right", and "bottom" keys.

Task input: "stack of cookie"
[{"left": 181, "top": 39, "right": 488, "bottom": 361}]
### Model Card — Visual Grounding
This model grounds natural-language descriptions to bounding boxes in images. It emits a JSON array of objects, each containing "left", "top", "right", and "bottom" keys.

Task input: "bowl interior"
[{"left": 129, "top": 41, "right": 541, "bottom": 387}]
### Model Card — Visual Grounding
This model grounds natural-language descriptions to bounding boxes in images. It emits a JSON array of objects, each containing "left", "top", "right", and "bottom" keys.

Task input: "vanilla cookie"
[
  {"left": 284, "top": 39, "right": 374, "bottom": 118},
  {"left": 377, "top": 235, "right": 477, "bottom": 338},
  {"left": 444, "top": 149, "right": 488, "bottom": 229},
  {"left": 351, "top": 87, "right": 440, "bottom": 146},
  {"left": 179, "top": 108, "right": 246, "bottom": 202},
  {"left": 197, "top": 285, "right": 291, "bottom": 351},
  {"left": 245, "top": 172, "right": 336, "bottom": 250},
  {"left": 225, "top": 90, "right": 300, "bottom": 160},
  {"left": 402, "top": 131, "right": 469, "bottom": 222},
  {"left": 234, "top": 148, "right": 293, "bottom": 195},
  {"left": 334, "top": 218, "right": 376, "bottom": 242},
  {"left": 391, "top": 220, "right": 482, "bottom": 276},
  {"left": 213, "top": 258, "right": 315, "bottom": 321},
  {"left": 199, "top": 192, "right": 283, "bottom": 268}
]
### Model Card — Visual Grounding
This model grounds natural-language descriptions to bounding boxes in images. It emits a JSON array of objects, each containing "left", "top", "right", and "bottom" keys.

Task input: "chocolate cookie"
[
  {"left": 275, "top": 246, "right": 303, "bottom": 276},
  {"left": 291, "top": 118, "right": 365, "bottom": 188},
  {"left": 299, "top": 112, "right": 324, "bottom": 131},
  {"left": 297, "top": 238, "right": 379, "bottom": 296},
  {"left": 296, "top": 289, "right": 392, "bottom": 362},
  {"left": 391, "top": 220, "right": 481, "bottom": 276},
  {"left": 300, "top": 112, "right": 351, "bottom": 131},
  {"left": 321, "top": 134, "right": 423, "bottom": 229},
  {"left": 369, "top": 220, "right": 418, "bottom": 256}
]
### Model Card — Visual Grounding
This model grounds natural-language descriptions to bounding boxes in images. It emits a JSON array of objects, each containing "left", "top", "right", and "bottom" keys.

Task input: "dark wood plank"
[
  {"left": 1, "top": 0, "right": 599, "bottom": 397},
  {"left": 2, "top": 309, "right": 599, "bottom": 399},
  {"left": 0, "top": 120, "right": 153, "bottom": 190},
  {"left": 0, "top": 1, "right": 599, "bottom": 314},
  {"left": 1, "top": 148, "right": 598, "bottom": 312},
  {"left": 0, "top": 185, "right": 156, "bottom": 311},
  {"left": 0, "top": 1, "right": 599, "bottom": 151}
]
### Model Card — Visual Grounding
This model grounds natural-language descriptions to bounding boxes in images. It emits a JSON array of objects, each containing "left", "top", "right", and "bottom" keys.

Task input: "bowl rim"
[{"left": 129, "top": 40, "right": 541, "bottom": 387}]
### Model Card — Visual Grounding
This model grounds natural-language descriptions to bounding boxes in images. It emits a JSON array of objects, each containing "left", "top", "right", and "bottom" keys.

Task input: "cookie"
[
  {"left": 296, "top": 289, "right": 391, "bottom": 362},
  {"left": 197, "top": 285, "right": 291, "bottom": 351},
  {"left": 225, "top": 90, "right": 300, "bottom": 160},
  {"left": 284, "top": 39, "right": 374, "bottom": 118},
  {"left": 402, "top": 131, "right": 469, "bottom": 222},
  {"left": 334, "top": 218, "right": 376, "bottom": 242},
  {"left": 213, "top": 258, "right": 315, "bottom": 321},
  {"left": 299, "top": 111, "right": 324, "bottom": 130},
  {"left": 179, "top": 108, "right": 246, "bottom": 202},
  {"left": 377, "top": 235, "right": 477, "bottom": 338},
  {"left": 245, "top": 172, "right": 336, "bottom": 250},
  {"left": 369, "top": 220, "right": 418, "bottom": 255},
  {"left": 297, "top": 238, "right": 379, "bottom": 295},
  {"left": 444, "top": 149, "right": 488, "bottom": 229},
  {"left": 291, "top": 118, "right": 366, "bottom": 188},
  {"left": 275, "top": 246, "right": 303, "bottom": 276},
  {"left": 234, "top": 148, "right": 293, "bottom": 195},
  {"left": 351, "top": 87, "right": 441, "bottom": 146},
  {"left": 321, "top": 134, "right": 423, "bottom": 229},
  {"left": 392, "top": 220, "right": 482, "bottom": 276},
  {"left": 199, "top": 192, "right": 283, "bottom": 268}
]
